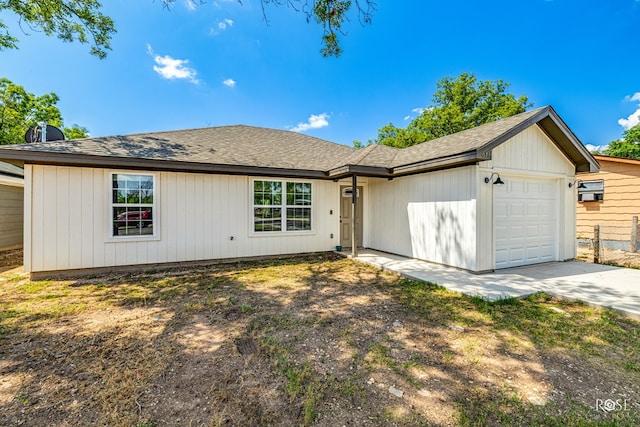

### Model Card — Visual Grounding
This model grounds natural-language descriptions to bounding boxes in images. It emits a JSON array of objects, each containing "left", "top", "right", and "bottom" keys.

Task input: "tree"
[
  {"left": 1, "top": 1, "right": 375, "bottom": 59},
  {"left": 165, "top": 0, "right": 376, "bottom": 57},
  {"left": 369, "top": 73, "right": 532, "bottom": 148},
  {"left": 602, "top": 123, "right": 640, "bottom": 159},
  {"left": 0, "top": 77, "right": 88, "bottom": 145},
  {"left": 63, "top": 124, "right": 89, "bottom": 140},
  {"left": 0, "top": 0, "right": 115, "bottom": 59}
]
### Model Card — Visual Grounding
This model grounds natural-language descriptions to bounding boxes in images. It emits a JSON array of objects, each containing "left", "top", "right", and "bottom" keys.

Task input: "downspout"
[{"left": 351, "top": 173, "right": 358, "bottom": 258}]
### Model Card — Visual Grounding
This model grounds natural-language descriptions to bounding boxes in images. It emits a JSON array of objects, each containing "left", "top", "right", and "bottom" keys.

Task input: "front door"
[{"left": 340, "top": 186, "right": 363, "bottom": 248}]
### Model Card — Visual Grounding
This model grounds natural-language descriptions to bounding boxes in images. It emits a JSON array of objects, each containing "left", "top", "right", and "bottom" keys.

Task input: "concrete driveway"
[{"left": 354, "top": 250, "right": 640, "bottom": 320}]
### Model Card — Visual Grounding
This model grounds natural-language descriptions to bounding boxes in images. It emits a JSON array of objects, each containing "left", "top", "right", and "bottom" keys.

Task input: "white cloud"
[
  {"left": 185, "top": 0, "right": 198, "bottom": 11},
  {"left": 223, "top": 78, "right": 236, "bottom": 87},
  {"left": 291, "top": 113, "right": 330, "bottom": 132},
  {"left": 585, "top": 144, "right": 607, "bottom": 152},
  {"left": 147, "top": 44, "right": 198, "bottom": 84},
  {"left": 625, "top": 92, "right": 640, "bottom": 102},
  {"left": 219, "top": 18, "right": 234, "bottom": 30},
  {"left": 211, "top": 18, "right": 234, "bottom": 35},
  {"left": 618, "top": 92, "right": 640, "bottom": 130},
  {"left": 402, "top": 107, "right": 428, "bottom": 121}
]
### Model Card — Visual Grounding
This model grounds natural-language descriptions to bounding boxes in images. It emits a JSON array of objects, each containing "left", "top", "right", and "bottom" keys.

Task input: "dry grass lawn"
[{"left": 1, "top": 249, "right": 639, "bottom": 426}]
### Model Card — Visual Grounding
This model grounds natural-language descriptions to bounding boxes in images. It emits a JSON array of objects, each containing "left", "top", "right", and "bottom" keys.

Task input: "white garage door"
[{"left": 494, "top": 176, "right": 558, "bottom": 269}]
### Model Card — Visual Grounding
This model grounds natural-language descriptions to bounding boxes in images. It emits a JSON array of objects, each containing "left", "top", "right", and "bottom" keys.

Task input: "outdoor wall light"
[
  {"left": 568, "top": 180, "right": 586, "bottom": 189},
  {"left": 484, "top": 173, "right": 504, "bottom": 185}
]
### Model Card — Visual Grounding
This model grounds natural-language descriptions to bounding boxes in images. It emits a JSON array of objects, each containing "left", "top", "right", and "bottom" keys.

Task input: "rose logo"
[{"left": 602, "top": 399, "right": 617, "bottom": 412}]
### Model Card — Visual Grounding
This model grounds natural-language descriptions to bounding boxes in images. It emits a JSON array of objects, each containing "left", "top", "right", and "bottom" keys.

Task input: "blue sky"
[{"left": 2, "top": 0, "right": 640, "bottom": 150}]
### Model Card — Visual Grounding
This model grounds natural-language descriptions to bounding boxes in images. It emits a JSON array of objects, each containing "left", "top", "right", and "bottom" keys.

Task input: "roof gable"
[{"left": 385, "top": 106, "right": 599, "bottom": 175}]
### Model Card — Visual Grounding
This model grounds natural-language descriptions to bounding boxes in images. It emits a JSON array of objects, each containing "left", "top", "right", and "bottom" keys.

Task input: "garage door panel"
[
  {"left": 525, "top": 247, "right": 540, "bottom": 260},
  {"left": 540, "top": 203, "right": 554, "bottom": 216},
  {"left": 525, "top": 203, "right": 538, "bottom": 216},
  {"left": 541, "top": 224, "right": 554, "bottom": 238},
  {"left": 495, "top": 249, "right": 507, "bottom": 264},
  {"left": 495, "top": 176, "right": 558, "bottom": 269},
  {"left": 510, "top": 202, "right": 525, "bottom": 217},
  {"left": 540, "top": 244, "right": 554, "bottom": 258},
  {"left": 509, "top": 225, "right": 525, "bottom": 239},
  {"left": 526, "top": 224, "right": 540, "bottom": 238}
]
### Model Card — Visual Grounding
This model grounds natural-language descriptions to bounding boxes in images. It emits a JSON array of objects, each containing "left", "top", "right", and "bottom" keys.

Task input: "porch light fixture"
[
  {"left": 484, "top": 173, "right": 504, "bottom": 185},
  {"left": 568, "top": 180, "right": 587, "bottom": 189}
]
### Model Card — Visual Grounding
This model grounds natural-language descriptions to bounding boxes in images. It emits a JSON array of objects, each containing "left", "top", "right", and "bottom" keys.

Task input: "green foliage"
[
  {"left": 63, "top": 125, "right": 89, "bottom": 140},
  {"left": 624, "top": 123, "right": 640, "bottom": 144},
  {"left": 0, "top": 0, "right": 115, "bottom": 59},
  {"left": 603, "top": 123, "right": 640, "bottom": 159},
  {"left": 2, "top": 1, "right": 373, "bottom": 59},
  {"left": 0, "top": 77, "right": 88, "bottom": 145},
  {"left": 312, "top": 0, "right": 351, "bottom": 57},
  {"left": 371, "top": 73, "right": 532, "bottom": 148}
]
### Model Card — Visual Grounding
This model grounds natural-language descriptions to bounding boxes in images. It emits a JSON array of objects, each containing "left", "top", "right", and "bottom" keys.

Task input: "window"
[
  {"left": 111, "top": 173, "right": 155, "bottom": 237},
  {"left": 578, "top": 179, "right": 604, "bottom": 202},
  {"left": 341, "top": 187, "right": 359, "bottom": 198},
  {"left": 253, "top": 180, "right": 312, "bottom": 232}
]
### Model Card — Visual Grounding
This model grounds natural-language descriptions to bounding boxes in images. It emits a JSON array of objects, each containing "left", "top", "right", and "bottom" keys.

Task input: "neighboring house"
[
  {"left": 0, "top": 106, "right": 598, "bottom": 277},
  {"left": 0, "top": 161, "right": 25, "bottom": 250},
  {"left": 576, "top": 155, "right": 640, "bottom": 248}
]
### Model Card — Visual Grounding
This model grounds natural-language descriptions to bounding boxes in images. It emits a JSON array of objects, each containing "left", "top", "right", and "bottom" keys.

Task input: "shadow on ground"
[{"left": 1, "top": 253, "right": 638, "bottom": 426}]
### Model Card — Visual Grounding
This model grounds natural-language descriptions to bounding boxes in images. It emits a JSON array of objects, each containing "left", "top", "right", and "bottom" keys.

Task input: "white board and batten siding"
[
  {"left": 24, "top": 165, "right": 340, "bottom": 273},
  {"left": 0, "top": 182, "right": 24, "bottom": 249},
  {"left": 367, "top": 166, "right": 478, "bottom": 271},
  {"left": 477, "top": 125, "right": 577, "bottom": 270}
]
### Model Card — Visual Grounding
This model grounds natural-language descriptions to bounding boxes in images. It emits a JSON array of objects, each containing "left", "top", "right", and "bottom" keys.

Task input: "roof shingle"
[{"left": 0, "top": 106, "right": 598, "bottom": 176}]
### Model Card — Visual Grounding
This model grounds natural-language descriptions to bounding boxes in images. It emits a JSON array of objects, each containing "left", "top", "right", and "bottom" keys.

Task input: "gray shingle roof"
[
  {"left": 389, "top": 108, "right": 546, "bottom": 168},
  {"left": 0, "top": 106, "right": 598, "bottom": 177},
  {"left": 0, "top": 125, "right": 356, "bottom": 172}
]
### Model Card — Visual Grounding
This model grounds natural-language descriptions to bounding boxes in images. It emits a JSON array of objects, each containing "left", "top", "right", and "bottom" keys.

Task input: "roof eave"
[
  {"left": 537, "top": 109, "right": 600, "bottom": 173},
  {"left": 593, "top": 155, "right": 640, "bottom": 166},
  {"left": 477, "top": 106, "right": 599, "bottom": 174},
  {"left": 327, "top": 164, "right": 393, "bottom": 179},
  {"left": 391, "top": 151, "right": 481, "bottom": 177},
  {"left": 0, "top": 151, "right": 330, "bottom": 180},
  {"left": 0, "top": 174, "right": 24, "bottom": 187}
]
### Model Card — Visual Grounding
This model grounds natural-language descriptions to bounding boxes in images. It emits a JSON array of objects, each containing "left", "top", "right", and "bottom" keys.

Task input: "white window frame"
[
  {"left": 251, "top": 178, "right": 314, "bottom": 235},
  {"left": 109, "top": 172, "right": 158, "bottom": 240}
]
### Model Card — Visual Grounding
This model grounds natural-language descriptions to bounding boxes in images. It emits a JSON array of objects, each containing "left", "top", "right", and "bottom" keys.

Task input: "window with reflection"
[
  {"left": 578, "top": 179, "right": 604, "bottom": 202},
  {"left": 253, "top": 180, "right": 312, "bottom": 232},
  {"left": 111, "top": 173, "right": 155, "bottom": 237}
]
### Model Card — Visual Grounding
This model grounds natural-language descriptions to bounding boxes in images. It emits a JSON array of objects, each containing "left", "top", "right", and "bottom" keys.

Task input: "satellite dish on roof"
[{"left": 24, "top": 123, "right": 65, "bottom": 143}]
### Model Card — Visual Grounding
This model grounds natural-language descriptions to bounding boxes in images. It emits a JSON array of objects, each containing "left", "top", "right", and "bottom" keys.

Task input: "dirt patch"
[
  {"left": 577, "top": 245, "right": 640, "bottom": 269},
  {"left": 1, "top": 253, "right": 638, "bottom": 426},
  {"left": 0, "top": 247, "right": 22, "bottom": 274}
]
